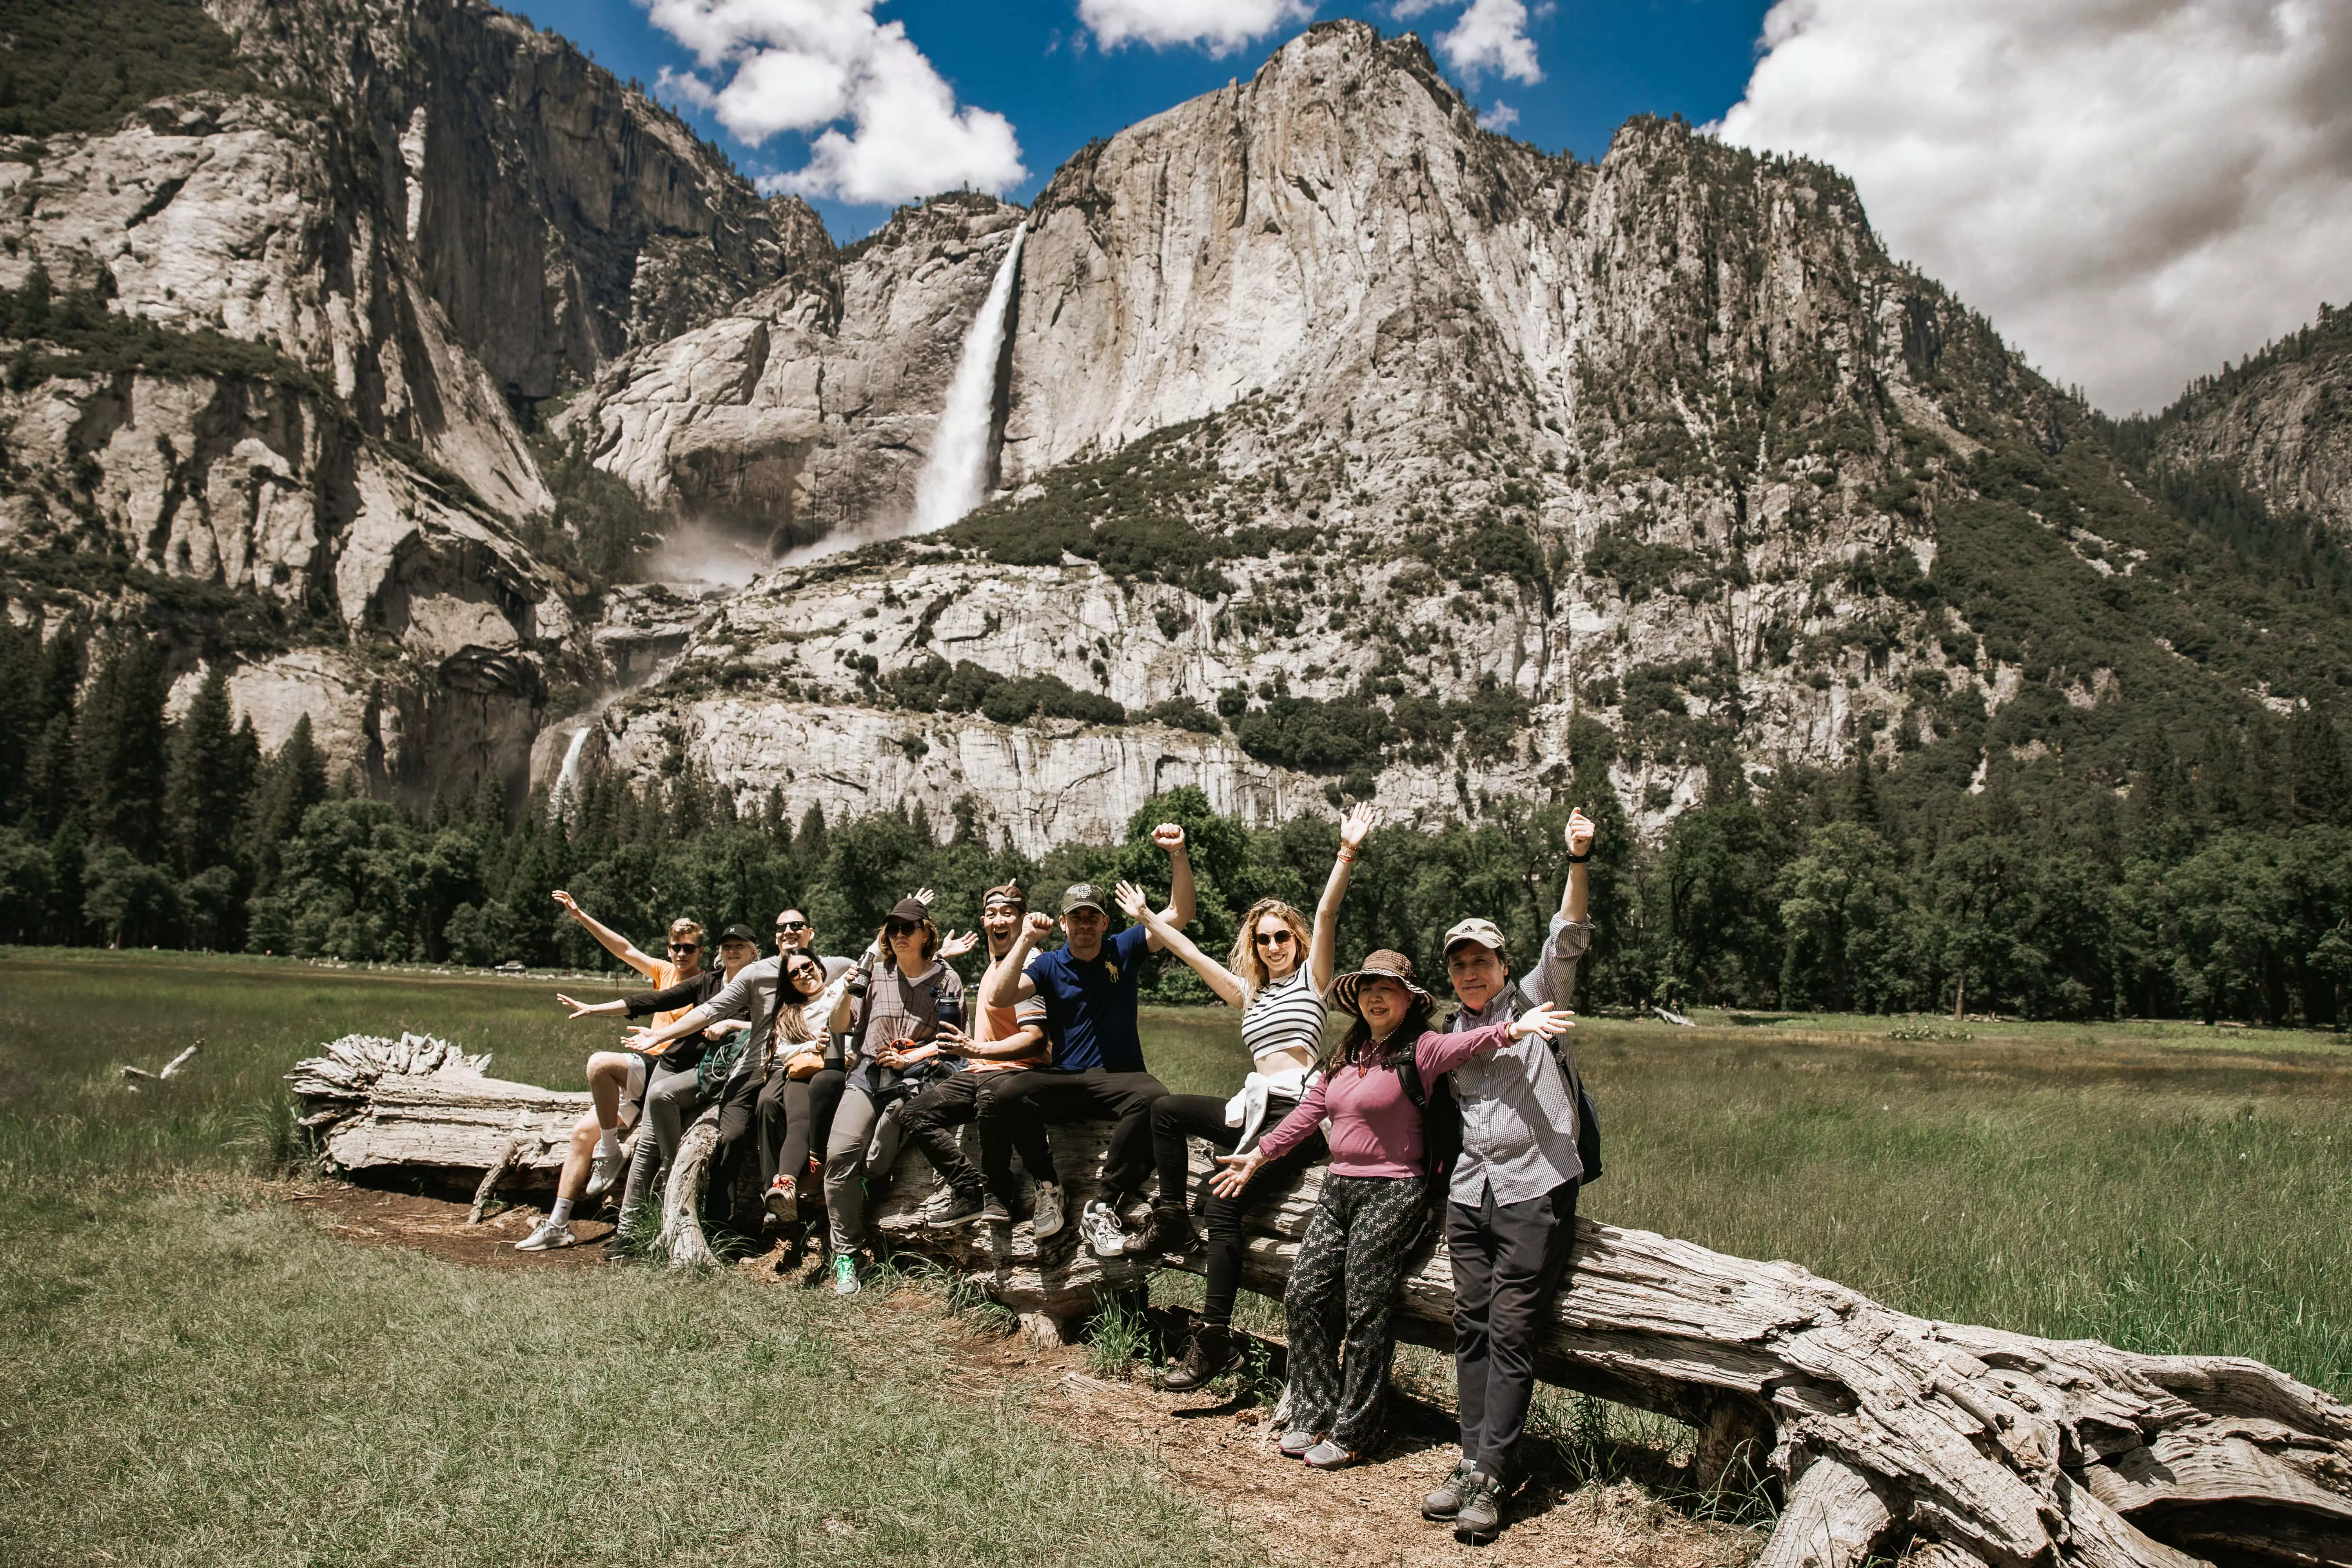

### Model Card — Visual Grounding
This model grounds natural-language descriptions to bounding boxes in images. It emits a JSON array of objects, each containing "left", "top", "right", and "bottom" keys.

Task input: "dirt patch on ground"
[
  {"left": 286, "top": 1180, "right": 615, "bottom": 1271},
  {"left": 292, "top": 1182, "right": 1758, "bottom": 1567}
]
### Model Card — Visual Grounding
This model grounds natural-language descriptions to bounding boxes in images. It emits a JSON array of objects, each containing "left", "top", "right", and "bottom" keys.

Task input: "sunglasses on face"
[
  {"left": 669, "top": 942, "right": 701, "bottom": 953},
  {"left": 1253, "top": 930, "right": 1295, "bottom": 947},
  {"left": 886, "top": 924, "right": 920, "bottom": 940}
]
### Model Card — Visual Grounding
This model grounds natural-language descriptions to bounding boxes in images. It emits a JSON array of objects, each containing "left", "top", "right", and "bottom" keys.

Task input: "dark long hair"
[{"left": 1319, "top": 996, "right": 1435, "bottom": 1076}]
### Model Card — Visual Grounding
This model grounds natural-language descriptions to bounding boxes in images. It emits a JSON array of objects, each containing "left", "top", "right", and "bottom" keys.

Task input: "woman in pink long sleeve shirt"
[{"left": 1216, "top": 949, "right": 1572, "bottom": 1471}]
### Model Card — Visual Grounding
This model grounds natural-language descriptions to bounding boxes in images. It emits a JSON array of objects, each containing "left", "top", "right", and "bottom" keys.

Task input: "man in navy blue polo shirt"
[{"left": 979, "top": 823, "right": 1193, "bottom": 1255}]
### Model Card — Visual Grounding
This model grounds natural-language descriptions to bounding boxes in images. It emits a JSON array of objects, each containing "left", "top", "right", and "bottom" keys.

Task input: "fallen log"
[{"left": 289, "top": 1051, "right": 2352, "bottom": 1568}]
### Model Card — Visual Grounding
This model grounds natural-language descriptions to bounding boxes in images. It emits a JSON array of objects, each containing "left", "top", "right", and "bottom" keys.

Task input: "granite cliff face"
[
  {"left": 7, "top": 8, "right": 2336, "bottom": 846},
  {"left": 572, "top": 22, "right": 2093, "bottom": 849},
  {"left": 2143, "top": 304, "right": 2352, "bottom": 542},
  {"left": 0, "top": 0, "right": 817, "bottom": 808}
]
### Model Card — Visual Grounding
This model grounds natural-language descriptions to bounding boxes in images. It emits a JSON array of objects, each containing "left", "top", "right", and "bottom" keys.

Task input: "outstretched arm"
[
  {"left": 1561, "top": 807, "right": 1593, "bottom": 924},
  {"left": 1115, "top": 881, "right": 1245, "bottom": 1007},
  {"left": 1147, "top": 823, "right": 1194, "bottom": 945},
  {"left": 552, "top": 889, "right": 662, "bottom": 981},
  {"left": 1311, "top": 802, "right": 1376, "bottom": 994}
]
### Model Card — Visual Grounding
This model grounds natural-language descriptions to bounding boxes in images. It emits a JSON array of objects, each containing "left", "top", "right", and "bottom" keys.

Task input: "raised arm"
[
  {"left": 1525, "top": 807, "right": 1597, "bottom": 1009},
  {"left": 1114, "top": 881, "right": 1245, "bottom": 1007},
  {"left": 1561, "top": 806, "right": 1593, "bottom": 924},
  {"left": 1147, "top": 822, "right": 1195, "bottom": 944},
  {"left": 552, "top": 889, "right": 662, "bottom": 981},
  {"left": 984, "top": 913, "right": 1051, "bottom": 1009},
  {"left": 1311, "top": 803, "right": 1376, "bottom": 993}
]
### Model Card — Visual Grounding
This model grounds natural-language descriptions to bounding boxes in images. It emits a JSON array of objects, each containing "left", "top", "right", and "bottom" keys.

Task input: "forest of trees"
[{"left": 5, "top": 618, "right": 2351, "bottom": 1026}]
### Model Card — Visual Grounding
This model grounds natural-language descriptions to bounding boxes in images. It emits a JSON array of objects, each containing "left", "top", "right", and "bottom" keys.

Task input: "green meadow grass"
[{"left": 5, "top": 950, "right": 2352, "bottom": 1565}]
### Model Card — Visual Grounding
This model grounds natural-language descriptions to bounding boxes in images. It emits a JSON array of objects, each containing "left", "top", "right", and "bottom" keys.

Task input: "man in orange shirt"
[{"left": 898, "top": 882, "right": 1049, "bottom": 1229}]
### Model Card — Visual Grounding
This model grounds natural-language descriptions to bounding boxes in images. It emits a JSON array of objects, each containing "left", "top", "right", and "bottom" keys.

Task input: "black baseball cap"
[{"left": 717, "top": 923, "right": 758, "bottom": 945}]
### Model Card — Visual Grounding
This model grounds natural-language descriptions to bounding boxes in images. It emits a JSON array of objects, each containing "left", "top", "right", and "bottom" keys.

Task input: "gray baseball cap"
[{"left": 1059, "top": 882, "right": 1108, "bottom": 916}]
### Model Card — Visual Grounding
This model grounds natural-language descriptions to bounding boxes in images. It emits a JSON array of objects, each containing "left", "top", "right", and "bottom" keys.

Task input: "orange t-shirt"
[{"left": 967, "top": 963, "right": 1049, "bottom": 1073}]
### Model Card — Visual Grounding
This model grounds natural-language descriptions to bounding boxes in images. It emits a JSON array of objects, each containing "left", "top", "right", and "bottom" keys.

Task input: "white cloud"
[
  {"left": 1437, "top": 0, "right": 1541, "bottom": 84},
  {"left": 641, "top": 0, "right": 1025, "bottom": 203},
  {"left": 1077, "top": 0, "right": 1315, "bottom": 53},
  {"left": 1715, "top": 0, "right": 2352, "bottom": 414},
  {"left": 1478, "top": 100, "right": 1519, "bottom": 132}
]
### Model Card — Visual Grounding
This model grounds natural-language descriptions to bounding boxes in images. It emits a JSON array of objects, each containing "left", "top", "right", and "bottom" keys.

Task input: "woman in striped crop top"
[{"left": 1109, "top": 802, "right": 1378, "bottom": 1391}]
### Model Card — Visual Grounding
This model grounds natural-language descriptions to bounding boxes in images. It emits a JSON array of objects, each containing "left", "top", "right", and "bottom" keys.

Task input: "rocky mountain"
[
  {"left": 6, "top": 4, "right": 2349, "bottom": 850},
  {"left": 2134, "top": 303, "right": 2352, "bottom": 543}
]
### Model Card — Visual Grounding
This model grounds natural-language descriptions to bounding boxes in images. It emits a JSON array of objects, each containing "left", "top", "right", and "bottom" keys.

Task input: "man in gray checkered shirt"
[{"left": 1420, "top": 806, "right": 1597, "bottom": 1544}]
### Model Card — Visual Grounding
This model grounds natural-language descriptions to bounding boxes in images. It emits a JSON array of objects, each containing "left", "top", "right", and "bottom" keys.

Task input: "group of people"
[{"left": 525, "top": 806, "right": 1599, "bottom": 1546}]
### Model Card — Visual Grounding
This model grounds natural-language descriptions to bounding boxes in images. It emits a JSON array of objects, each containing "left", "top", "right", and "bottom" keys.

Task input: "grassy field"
[{"left": 6, "top": 950, "right": 2352, "bottom": 1564}]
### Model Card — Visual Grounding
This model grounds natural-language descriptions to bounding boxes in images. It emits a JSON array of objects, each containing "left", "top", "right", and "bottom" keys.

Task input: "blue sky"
[{"left": 526, "top": 1, "right": 1773, "bottom": 241}]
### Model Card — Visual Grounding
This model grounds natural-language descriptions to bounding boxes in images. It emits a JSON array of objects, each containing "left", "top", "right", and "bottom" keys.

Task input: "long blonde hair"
[{"left": 1225, "top": 898, "right": 1312, "bottom": 1002}]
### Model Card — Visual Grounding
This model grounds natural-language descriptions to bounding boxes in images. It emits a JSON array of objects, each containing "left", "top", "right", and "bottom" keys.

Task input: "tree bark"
[{"left": 290, "top": 1051, "right": 2352, "bottom": 1568}]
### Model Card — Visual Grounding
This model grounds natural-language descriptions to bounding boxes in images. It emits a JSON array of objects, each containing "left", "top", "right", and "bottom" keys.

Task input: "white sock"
[
  {"left": 595, "top": 1127, "right": 619, "bottom": 1158},
  {"left": 549, "top": 1197, "right": 574, "bottom": 1225}
]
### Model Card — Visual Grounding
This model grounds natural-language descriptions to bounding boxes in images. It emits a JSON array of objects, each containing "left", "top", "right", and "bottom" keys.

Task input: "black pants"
[
  {"left": 976, "top": 1068, "right": 1167, "bottom": 1204},
  {"left": 899, "top": 1072, "right": 1000, "bottom": 1198},
  {"left": 1447, "top": 1178, "right": 1580, "bottom": 1484},
  {"left": 754, "top": 1067, "right": 844, "bottom": 1191},
  {"left": 1149, "top": 1093, "right": 1325, "bottom": 1328}
]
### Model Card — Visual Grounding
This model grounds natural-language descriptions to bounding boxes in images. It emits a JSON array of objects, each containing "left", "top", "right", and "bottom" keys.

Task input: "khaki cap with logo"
[
  {"left": 1442, "top": 916, "right": 1508, "bottom": 955},
  {"left": 1059, "top": 882, "right": 1108, "bottom": 916}
]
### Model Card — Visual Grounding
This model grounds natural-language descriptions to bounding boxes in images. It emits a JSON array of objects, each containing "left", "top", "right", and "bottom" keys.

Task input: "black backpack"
[{"left": 1410, "top": 992, "right": 1604, "bottom": 1188}]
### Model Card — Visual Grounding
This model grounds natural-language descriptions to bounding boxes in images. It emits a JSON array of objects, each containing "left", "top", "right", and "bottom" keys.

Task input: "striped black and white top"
[{"left": 1240, "top": 968, "right": 1327, "bottom": 1064}]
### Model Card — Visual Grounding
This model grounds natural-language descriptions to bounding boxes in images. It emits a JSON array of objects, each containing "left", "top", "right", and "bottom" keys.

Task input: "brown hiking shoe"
[{"left": 1163, "top": 1324, "right": 1240, "bottom": 1391}]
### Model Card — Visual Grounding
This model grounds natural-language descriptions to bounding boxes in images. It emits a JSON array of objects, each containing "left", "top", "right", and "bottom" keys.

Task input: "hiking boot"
[
  {"left": 1163, "top": 1324, "right": 1240, "bottom": 1392},
  {"left": 1029, "top": 1181, "right": 1066, "bottom": 1241},
  {"left": 514, "top": 1218, "right": 576, "bottom": 1252},
  {"left": 1305, "top": 1439, "right": 1361, "bottom": 1471},
  {"left": 1122, "top": 1202, "right": 1200, "bottom": 1259},
  {"left": 584, "top": 1149, "right": 626, "bottom": 1201},
  {"left": 1279, "top": 1428, "right": 1319, "bottom": 1458},
  {"left": 979, "top": 1192, "right": 1012, "bottom": 1226},
  {"left": 1080, "top": 1196, "right": 1131, "bottom": 1258},
  {"left": 765, "top": 1175, "right": 799, "bottom": 1225},
  {"left": 831, "top": 1252, "right": 863, "bottom": 1296},
  {"left": 1422, "top": 1459, "right": 1475, "bottom": 1519},
  {"left": 926, "top": 1188, "right": 987, "bottom": 1228},
  {"left": 1452, "top": 1472, "right": 1503, "bottom": 1544}
]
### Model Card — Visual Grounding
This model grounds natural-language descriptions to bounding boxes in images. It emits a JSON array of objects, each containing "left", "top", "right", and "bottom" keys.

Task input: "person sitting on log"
[
  {"left": 897, "top": 882, "right": 1051, "bottom": 1230},
  {"left": 1420, "top": 806, "right": 1597, "bottom": 1544},
  {"left": 514, "top": 896, "right": 709, "bottom": 1252},
  {"left": 739, "top": 905, "right": 860, "bottom": 1236},
  {"left": 555, "top": 921, "right": 763, "bottom": 1243},
  {"left": 1107, "top": 803, "right": 1377, "bottom": 1389},
  {"left": 620, "top": 916, "right": 870, "bottom": 1240},
  {"left": 818, "top": 898, "right": 978, "bottom": 1294},
  {"left": 978, "top": 824, "right": 1196, "bottom": 1256},
  {"left": 1214, "top": 951, "right": 1572, "bottom": 1472}
]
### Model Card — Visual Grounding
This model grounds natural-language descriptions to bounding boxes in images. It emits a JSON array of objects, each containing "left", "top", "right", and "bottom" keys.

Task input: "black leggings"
[
  {"left": 1149, "top": 1093, "right": 1326, "bottom": 1329},
  {"left": 716, "top": 1066, "right": 844, "bottom": 1190}
]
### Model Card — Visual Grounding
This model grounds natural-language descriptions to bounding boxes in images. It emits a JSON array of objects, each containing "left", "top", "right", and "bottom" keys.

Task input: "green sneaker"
[{"left": 831, "top": 1252, "right": 862, "bottom": 1296}]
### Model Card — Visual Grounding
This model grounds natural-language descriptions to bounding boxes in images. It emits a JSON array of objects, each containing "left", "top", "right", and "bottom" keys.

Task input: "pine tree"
[
  {"left": 74, "top": 630, "right": 169, "bottom": 858},
  {"left": 797, "top": 802, "right": 829, "bottom": 862},
  {"left": 165, "top": 666, "right": 256, "bottom": 874},
  {"left": 246, "top": 716, "right": 328, "bottom": 891},
  {"left": 0, "top": 616, "right": 42, "bottom": 812},
  {"left": 2288, "top": 706, "right": 2352, "bottom": 826}
]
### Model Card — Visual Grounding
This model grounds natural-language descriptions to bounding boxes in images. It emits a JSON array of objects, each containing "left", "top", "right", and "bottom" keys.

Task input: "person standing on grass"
[
  {"left": 896, "top": 883, "right": 1051, "bottom": 1230},
  {"left": 1419, "top": 806, "right": 1598, "bottom": 1545},
  {"left": 556, "top": 922, "right": 762, "bottom": 1240},
  {"left": 1108, "top": 803, "right": 1377, "bottom": 1390},
  {"left": 818, "top": 898, "right": 977, "bottom": 1295},
  {"left": 515, "top": 895, "right": 707, "bottom": 1252},
  {"left": 1215, "top": 952, "right": 1573, "bottom": 1472},
  {"left": 978, "top": 824, "right": 1196, "bottom": 1256}
]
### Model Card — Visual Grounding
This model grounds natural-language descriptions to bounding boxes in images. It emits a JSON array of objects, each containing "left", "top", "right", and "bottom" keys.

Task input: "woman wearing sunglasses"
[{"left": 1107, "top": 803, "right": 1376, "bottom": 1389}]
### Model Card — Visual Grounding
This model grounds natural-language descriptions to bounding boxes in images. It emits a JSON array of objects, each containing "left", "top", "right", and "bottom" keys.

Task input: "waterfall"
[
  {"left": 911, "top": 222, "right": 1026, "bottom": 535},
  {"left": 550, "top": 724, "right": 592, "bottom": 815}
]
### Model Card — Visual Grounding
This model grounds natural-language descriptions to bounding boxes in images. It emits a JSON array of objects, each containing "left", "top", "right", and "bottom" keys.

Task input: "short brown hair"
[{"left": 667, "top": 917, "right": 705, "bottom": 945}]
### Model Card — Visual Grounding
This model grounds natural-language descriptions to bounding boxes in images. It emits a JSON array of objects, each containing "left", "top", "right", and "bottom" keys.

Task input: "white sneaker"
[
  {"left": 832, "top": 1253, "right": 863, "bottom": 1296},
  {"left": 1080, "top": 1196, "right": 1130, "bottom": 1259},
  {"left": 514, "top": 1219, "right": 577, "bottom": 1252},
  {"left": 1030, "top": 1181, "right": 1066, "bottom": 1241},
  {"left": 584, "top": 1150, "right": 626, "bottom": 1200}
]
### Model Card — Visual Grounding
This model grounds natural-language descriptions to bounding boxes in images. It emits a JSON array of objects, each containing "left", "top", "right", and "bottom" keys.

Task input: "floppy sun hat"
[{"left": 1325, "top": 949, "right": 1436, "bottom": 1018}]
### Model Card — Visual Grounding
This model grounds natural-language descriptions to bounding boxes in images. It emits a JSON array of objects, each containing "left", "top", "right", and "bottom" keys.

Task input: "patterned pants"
[{"left": 1283, "top": 1172, "right": 1430, "bottom": 1452}]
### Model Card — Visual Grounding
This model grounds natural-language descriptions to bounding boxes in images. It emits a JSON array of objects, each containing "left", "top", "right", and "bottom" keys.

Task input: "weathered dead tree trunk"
[
  {"left": 288, "top": 1034, "right": 584, "bottom": 1180},
  {"left": 292, "top": 1051, "right": 2352, "bottom": 1568},
  {"left": 655, "top": 1108, "right": 723, "bottom": 1269}
]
